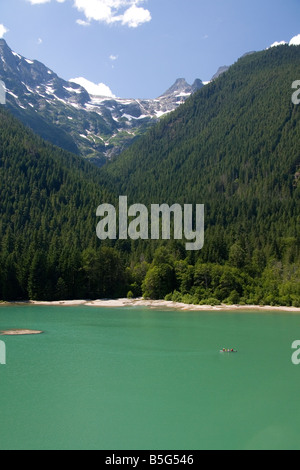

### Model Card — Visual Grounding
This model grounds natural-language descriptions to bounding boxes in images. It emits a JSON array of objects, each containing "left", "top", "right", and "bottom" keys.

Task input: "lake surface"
[{"left": 0, "top": 305, "right": 300, "bottom": 450}]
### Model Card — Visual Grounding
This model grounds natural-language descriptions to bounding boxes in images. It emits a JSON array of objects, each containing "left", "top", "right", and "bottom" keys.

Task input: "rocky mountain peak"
[
  {"left": 0, "top": 38, "right": 8, "bottom": 48},
  {"left": 161, "top": 78, "right": 203, "bottom": 97},
  {"left": 211, "top": 66, "right": 230, "bottom": 81}
]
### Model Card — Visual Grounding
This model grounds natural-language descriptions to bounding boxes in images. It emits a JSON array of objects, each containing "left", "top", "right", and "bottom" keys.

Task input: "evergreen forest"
[{"left": 1, "top": 45, "right": 300, "bottom": 306}]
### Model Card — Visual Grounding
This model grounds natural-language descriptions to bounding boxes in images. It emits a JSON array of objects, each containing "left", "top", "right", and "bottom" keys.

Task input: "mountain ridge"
[{"left": 0, "top": 39, "right": 203, "bottom": 166}]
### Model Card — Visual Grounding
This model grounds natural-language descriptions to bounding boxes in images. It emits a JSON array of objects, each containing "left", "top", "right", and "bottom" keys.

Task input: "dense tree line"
[{"left": 0, "top": 45, "right": 300, "bottom": 306}]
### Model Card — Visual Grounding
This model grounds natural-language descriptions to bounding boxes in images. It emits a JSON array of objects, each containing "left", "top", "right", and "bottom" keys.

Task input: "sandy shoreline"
[{"left": 1, "top": 298, "right": 300, "bottom": 313}]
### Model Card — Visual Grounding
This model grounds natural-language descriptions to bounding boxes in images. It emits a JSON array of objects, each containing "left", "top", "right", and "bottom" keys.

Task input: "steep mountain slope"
[
  {"left": 102, "top": 45, "right": 300, "bottom": 202},
  {"left": 211, "top": 65, "right": 230, "bottom": 80},
  {"left": 0, "top": 107, "right": 122, "bottom": 300},
  {"left": 101, "top": 45, "right": 300, "bottom": 268},
  {"left": 0, "top": 39, "right": 203, "bottom": 166}
]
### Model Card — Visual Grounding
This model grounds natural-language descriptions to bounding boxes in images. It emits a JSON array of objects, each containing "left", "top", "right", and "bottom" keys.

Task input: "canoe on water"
[{"left": 220, "top": 349, "right": 238, "bottom": 353}]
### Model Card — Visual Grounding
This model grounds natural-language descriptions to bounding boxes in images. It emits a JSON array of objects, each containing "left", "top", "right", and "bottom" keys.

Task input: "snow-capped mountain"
[{"left": 0, "top": 39, "right": 203, "bottom": 165}]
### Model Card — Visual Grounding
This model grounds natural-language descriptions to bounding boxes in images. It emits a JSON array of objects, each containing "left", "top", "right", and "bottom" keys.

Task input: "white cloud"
[
  {"left": 290, "top": 34, "right": 300, "bottom": 46},
  {"left": 74, "top": 0, "right": 113, "bottom": 23},
  {"left": 0, "top": 24, "right": 9, "bottom": 38},
  {"left": 269, "top": 41, "right": 287, "bottom": 48},
  {"left": 76, "top": 19, "right": 91, "bottom": 27},
  {"left": 267, "top": 34, "right": 300, "bottom": 50},
  {"left": 121, "top": 4, "right": 151, "bottom": 28},
  {"left": 26, "top": 0, "right": 66, "bottom": 3},
  {"left": 74, "top": 0, "right": 151, "bottom": 28},
  {"left": 69, "top": 77, "right": 115, "bottom": 97},
  {"left": 26, "top": 0, "right": 51, "bottom": 4},
  {"left": 27, "top": 0, "right": 152, "bottom": 28}
]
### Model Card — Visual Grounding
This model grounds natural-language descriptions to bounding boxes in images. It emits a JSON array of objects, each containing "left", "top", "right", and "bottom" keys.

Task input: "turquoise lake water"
[{"left": 0, "top": 305, "right": 300, "bottom": 450}]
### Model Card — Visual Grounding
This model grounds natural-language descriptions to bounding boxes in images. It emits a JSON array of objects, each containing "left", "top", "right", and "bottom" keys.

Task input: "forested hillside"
[
  {"left": 1, "top": 45, "right": 300, "bottom": 306},
  {"left": 99, "top": 45, "right": 300, "bottom": 306},
  {"left": 0, "top": 108, "right": 125, "bottom": 300}
]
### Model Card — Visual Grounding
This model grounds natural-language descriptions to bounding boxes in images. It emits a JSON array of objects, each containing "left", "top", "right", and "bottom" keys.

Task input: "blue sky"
[{"left": 1, "top": 0, "right": 300, "bottom": 98}]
